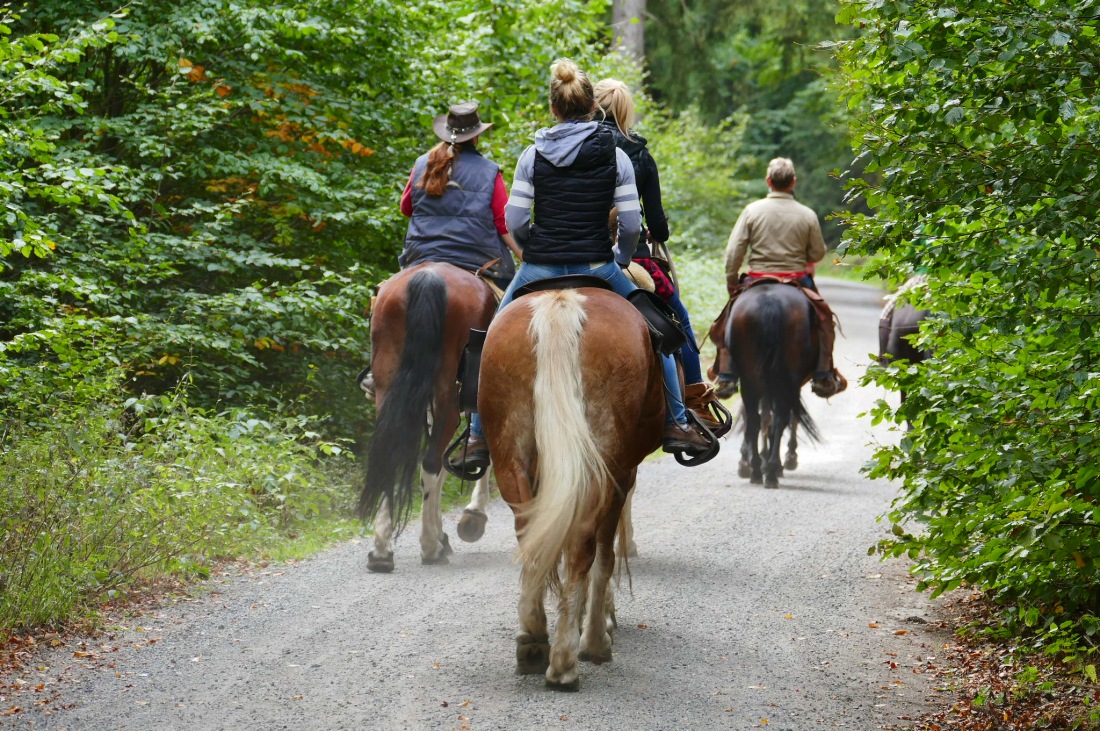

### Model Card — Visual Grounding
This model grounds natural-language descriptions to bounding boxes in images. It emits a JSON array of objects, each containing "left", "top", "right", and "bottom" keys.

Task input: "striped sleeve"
[
  {"left": 613, "top": 148, "right": 642, "bottom": 264},
  {"left": 505, "top": 146, "right": 536, "bottom": 245}
]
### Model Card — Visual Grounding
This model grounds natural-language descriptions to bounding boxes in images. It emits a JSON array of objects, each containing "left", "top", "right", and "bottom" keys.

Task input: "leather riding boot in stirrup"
[
  {"left": 810, "top": 307, "right": 847, "bottom": 398},
  {"left": 446, "top": 434, "right": 490, "bottom": 475},
  {"left": 709, "top": 345, "right": 738, "bottom": 399},
  {"left": 684, "top": 382, "right": 724, "bottom": 432}
]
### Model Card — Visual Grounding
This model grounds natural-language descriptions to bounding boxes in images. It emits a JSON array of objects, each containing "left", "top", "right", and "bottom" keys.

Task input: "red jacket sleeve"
[
  {"left": 491, "top": 171, "right": 508, "bottom": 234},
  {"left": 400, "top": 169, "right": 415, "bottom": 217}
]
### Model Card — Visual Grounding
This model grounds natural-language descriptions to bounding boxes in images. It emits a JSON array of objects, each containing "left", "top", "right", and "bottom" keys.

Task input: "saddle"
[{"left": 456, "top": 275, "right": 689, "bottom": 414}]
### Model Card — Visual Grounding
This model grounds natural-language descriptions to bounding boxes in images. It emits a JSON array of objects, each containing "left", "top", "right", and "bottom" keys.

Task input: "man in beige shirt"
[{"left": 710, "top": 157, "right": 846, "bottom": 398}]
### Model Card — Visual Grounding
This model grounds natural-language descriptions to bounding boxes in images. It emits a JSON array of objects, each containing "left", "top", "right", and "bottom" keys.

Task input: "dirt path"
[{"left": 9, "top": 278, "right": 947, "bottom": 731}]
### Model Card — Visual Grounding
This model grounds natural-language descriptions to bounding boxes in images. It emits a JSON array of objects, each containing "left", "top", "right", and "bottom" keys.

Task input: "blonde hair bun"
[{"left": 551, "top": 58, "right": 578, "bottom": 84}]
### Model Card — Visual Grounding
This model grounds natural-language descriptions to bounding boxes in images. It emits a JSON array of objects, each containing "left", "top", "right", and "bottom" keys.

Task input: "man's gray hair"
[{"left": 767, "top": 157, "right": 796, "bottom": 190}]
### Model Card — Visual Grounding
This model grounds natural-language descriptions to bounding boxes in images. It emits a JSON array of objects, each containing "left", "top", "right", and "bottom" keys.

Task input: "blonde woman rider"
[
  {"left": 594, "top": 79, "right": 723, "bottom": 431},
  {"left": 448, "top": 59, "right": 711, "bottom": 475}
]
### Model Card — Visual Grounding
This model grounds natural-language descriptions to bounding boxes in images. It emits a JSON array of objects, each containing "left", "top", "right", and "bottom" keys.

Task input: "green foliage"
[
  {"left": 644, "top": 0, "right": 856, "bottom": 244},
  {"left": 0, "top": 389, "right": 356, "bottom": 636},
  {"left": 839, "top": 0, "right": 1100, "bottom": 630}
]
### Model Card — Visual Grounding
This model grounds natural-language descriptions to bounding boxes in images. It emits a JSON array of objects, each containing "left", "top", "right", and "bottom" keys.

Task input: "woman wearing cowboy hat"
[
  {"left": 398, "top": 101, "right": 521, "bottom": 277},
  {"left": 360, "top": 102, "right": 519, "bottom": 401}
]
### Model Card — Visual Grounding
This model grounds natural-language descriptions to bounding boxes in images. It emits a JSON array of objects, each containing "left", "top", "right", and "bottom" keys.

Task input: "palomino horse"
[
  {"left": 358, "top": 261, "right": 498, "bottom": 572},
  {"left": 726, "top": 282, "right": 820, "bottom": 489},
  {"left": 478, "top": 285, "right": 664, "bottom": 690}
]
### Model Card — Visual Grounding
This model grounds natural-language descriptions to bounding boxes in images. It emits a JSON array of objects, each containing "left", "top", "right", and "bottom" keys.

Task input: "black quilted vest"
[{"left": 524, "top": 125, "right": 617, "bottom": 265}]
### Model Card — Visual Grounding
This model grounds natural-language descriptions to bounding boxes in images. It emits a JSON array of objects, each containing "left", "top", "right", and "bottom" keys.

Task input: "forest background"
[
  {"left": 1, "top": 0, "right": 849, "bottom": 632},
  {"left": 6, "top": 2, "right": 1100, "bottom": 725}
]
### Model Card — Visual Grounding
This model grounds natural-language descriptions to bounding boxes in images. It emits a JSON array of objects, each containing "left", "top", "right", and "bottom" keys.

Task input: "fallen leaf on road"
[{"left": 869, "top": 622, "right": 880, "bottom": 628}]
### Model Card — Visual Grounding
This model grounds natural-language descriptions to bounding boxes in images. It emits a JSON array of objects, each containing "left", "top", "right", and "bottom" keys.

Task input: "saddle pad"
[{"left": 514, "top": 274, "right": 612, "bottom": 299}]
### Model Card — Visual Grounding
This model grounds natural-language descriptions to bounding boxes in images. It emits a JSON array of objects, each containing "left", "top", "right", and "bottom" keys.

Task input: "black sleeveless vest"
[{"left": 524, "top": 126, "right": 617, "bottom": 265}]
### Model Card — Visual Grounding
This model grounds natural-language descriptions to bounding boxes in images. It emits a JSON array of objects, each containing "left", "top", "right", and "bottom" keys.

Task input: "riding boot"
[
  {"left": 806, "top": 296, "right": 847, "bottom": 398},
  {"left": 707, "top": 298, "right": 739, "bottom": 398},
  {"left": 446, "top": 434, "right": 490, "bottom": 475},
  {"left": 683, "top": 382, "right": 722, "bottom": 431}
]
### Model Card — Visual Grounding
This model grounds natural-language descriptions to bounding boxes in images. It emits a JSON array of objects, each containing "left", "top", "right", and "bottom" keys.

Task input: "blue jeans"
[
  {"left": 665, "top": 290, "right": 703, "bottom": 385},
  {"left": 471, "top": 260, "right": 687, "bottom": 438}
]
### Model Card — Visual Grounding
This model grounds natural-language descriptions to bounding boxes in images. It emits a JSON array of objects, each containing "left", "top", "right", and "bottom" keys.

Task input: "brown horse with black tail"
[
  {"left": 358, "top": 261, "right": 497, "bottom": 572},
  {"left": 726, "top": 281, "right": 821, "bottom": 489}
]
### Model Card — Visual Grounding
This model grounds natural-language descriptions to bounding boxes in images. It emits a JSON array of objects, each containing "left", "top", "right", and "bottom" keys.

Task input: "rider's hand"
[{"left": 726, "top": 277, "right": 741, "bottom": 298}]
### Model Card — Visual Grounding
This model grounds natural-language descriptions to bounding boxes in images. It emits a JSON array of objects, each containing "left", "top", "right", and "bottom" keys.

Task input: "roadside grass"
[{"left": 0, "top": 394, "right": 360, "bottom": 642}]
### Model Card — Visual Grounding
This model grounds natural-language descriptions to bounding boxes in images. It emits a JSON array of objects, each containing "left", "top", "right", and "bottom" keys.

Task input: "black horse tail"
[
  {"left": 358, "top": 269, "right": 447, "bottom": 532},
  {"left": 755, "top": 293, "right": 820, "bottom": 444}
]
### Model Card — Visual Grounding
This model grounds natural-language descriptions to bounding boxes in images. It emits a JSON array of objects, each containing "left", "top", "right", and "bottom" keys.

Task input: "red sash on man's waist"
[{"left": 746, "top": 270, "right": 807, "bottom": 280}]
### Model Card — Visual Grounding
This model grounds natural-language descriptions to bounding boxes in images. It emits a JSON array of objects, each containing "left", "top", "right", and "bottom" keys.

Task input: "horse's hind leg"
[
  {"left": 546, "top": 551, "right": 591, "bottom": 691},
  {"left": 368, "top": 496, "right": 395, "bottom": 573},
  {"left": 784, "top": 417, "right": 799, "bottom": 472},
  {"left": 763, "top": 415, "right": 786, "bottom": 489},
  {"left": 419, "top": 468, "right": 452, "bottom": 565},
  {"left": 457, "top": 474, "right": 492, "bottom": 543},
  {"left": 516, "top": 565, "right": 550, "bottom": 676},
  {"left": 741, "top": 395, "right": 763, "bottom": 484},
  {"left": 582, "top": 496, "right": 623, "bottom": 665}
]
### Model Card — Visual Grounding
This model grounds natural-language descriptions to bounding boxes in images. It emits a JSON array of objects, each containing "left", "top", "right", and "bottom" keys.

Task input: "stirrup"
[
  {"left": 444, "top": 426, "right": 489, "bottom": 481},
  {"left": 671, "top": 413, "right": 720, "bottom": 467}
]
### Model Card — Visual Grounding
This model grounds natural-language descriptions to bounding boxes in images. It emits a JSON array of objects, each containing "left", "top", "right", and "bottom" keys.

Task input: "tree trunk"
[{"left": 612, "top": 0, "right": 646, "bottom": 61}]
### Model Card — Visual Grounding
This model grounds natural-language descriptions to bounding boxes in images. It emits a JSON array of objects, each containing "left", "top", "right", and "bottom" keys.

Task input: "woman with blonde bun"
[
  {"left": 594, "top": 79, "right": 724, "bottom": 432},
  {"left": 449, "top": 58, "right": 710, "bottom": 474}
]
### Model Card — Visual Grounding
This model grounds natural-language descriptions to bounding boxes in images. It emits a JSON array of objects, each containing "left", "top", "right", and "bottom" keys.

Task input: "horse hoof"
[
  {"left": 515, "top": 635, "right": 550, "bottom": 675},
  {"left": 738, "top": 463, "right": 752, "bottom": 479},
  {"left": 750, "top": 473, "right": 763, "bottom": 485},
  {"left": 579, "top": 637, "right": 613, "bottom": 665},
  {"left": 457, "top": 509, "right": 488, "bottom": 543},
  {"left": 784, "top": 457, "right": 798, "bottom": 471},
  {"left": 545, "top": 671, "right": 580, "bottom": 692},
  {"left": 441, "top": 532, "right": 454, "bottom": 556},
  {"left": 765, "top": 477, "right": 780, "bottom": 489},
  {"left": 421, "top": 552, "right": 449, "bottom": 566},
  {"left": 367, "top": 550, "right": 394, "bottom": 573}
]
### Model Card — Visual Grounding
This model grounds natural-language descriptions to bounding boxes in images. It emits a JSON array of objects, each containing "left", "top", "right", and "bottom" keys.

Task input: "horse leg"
[
  {"left": 516, "top": 564, "right": 551, "bottom": 676},
  {"left": 456, "top": 474, "right": 492, "bottom": 543},
  {"left": 784, "top": 416, "right": 799, "bottom": 472},
  {"left": 741, "top": 395, "right": 763, "bottom": 484},
  {"left": 546, "top": 545, "right": 593, "bottom": 691},
  {"left": 581, "top": 493, "right": 623, "bottom": 665},
  {"left": 419, "top": 468, "right": 452, "bottom": 565},
  {"left": 367, "top": 495, "right": 396, "bottom": 573},
  {"left": 763, "top": 412, "right": 786, "bottom": 489}
]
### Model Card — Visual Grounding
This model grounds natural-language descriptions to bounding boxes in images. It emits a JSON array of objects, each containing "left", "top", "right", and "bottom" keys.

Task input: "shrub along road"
[{"left": 9, "top": 279, "right": 950, "bottom": 730}]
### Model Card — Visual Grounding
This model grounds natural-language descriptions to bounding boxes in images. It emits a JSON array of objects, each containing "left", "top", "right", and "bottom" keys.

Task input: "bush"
[{"left": 0, "top": 385, "right": 356, "bottom": 637}]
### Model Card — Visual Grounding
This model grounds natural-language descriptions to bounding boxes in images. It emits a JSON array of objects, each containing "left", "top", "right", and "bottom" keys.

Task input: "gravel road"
[{"left": 10, "top": 278, "right": 947, "bottom": 731}]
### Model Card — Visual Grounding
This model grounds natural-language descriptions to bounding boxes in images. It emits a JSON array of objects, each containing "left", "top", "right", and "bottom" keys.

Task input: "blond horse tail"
[{"left": 517, "top": 291, "right": 612, "bottom": 592}]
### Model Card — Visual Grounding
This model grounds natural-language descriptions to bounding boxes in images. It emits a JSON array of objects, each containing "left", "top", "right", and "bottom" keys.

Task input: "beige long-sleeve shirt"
[{"left": 724, "top": 191, "right": 827, "bottom": 280}]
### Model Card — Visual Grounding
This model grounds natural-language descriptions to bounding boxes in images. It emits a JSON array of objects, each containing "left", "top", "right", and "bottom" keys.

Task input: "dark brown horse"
[
  {"left": 726, "top": 282, "right": 820, "bottom": 489},
  {"left": 358, "top": 262, "right": 498, "bottom": 572},
  {"left": 878, "top": 275, "right": 932, "bottom": 407},
  {"left": 478, "top": 287, "right": 664, "bottom": 690}
]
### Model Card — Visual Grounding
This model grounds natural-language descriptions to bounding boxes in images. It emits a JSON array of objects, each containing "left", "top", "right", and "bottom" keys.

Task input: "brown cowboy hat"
[{"left": 432, "top": 101, "right": 493, "bottom": 144}]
